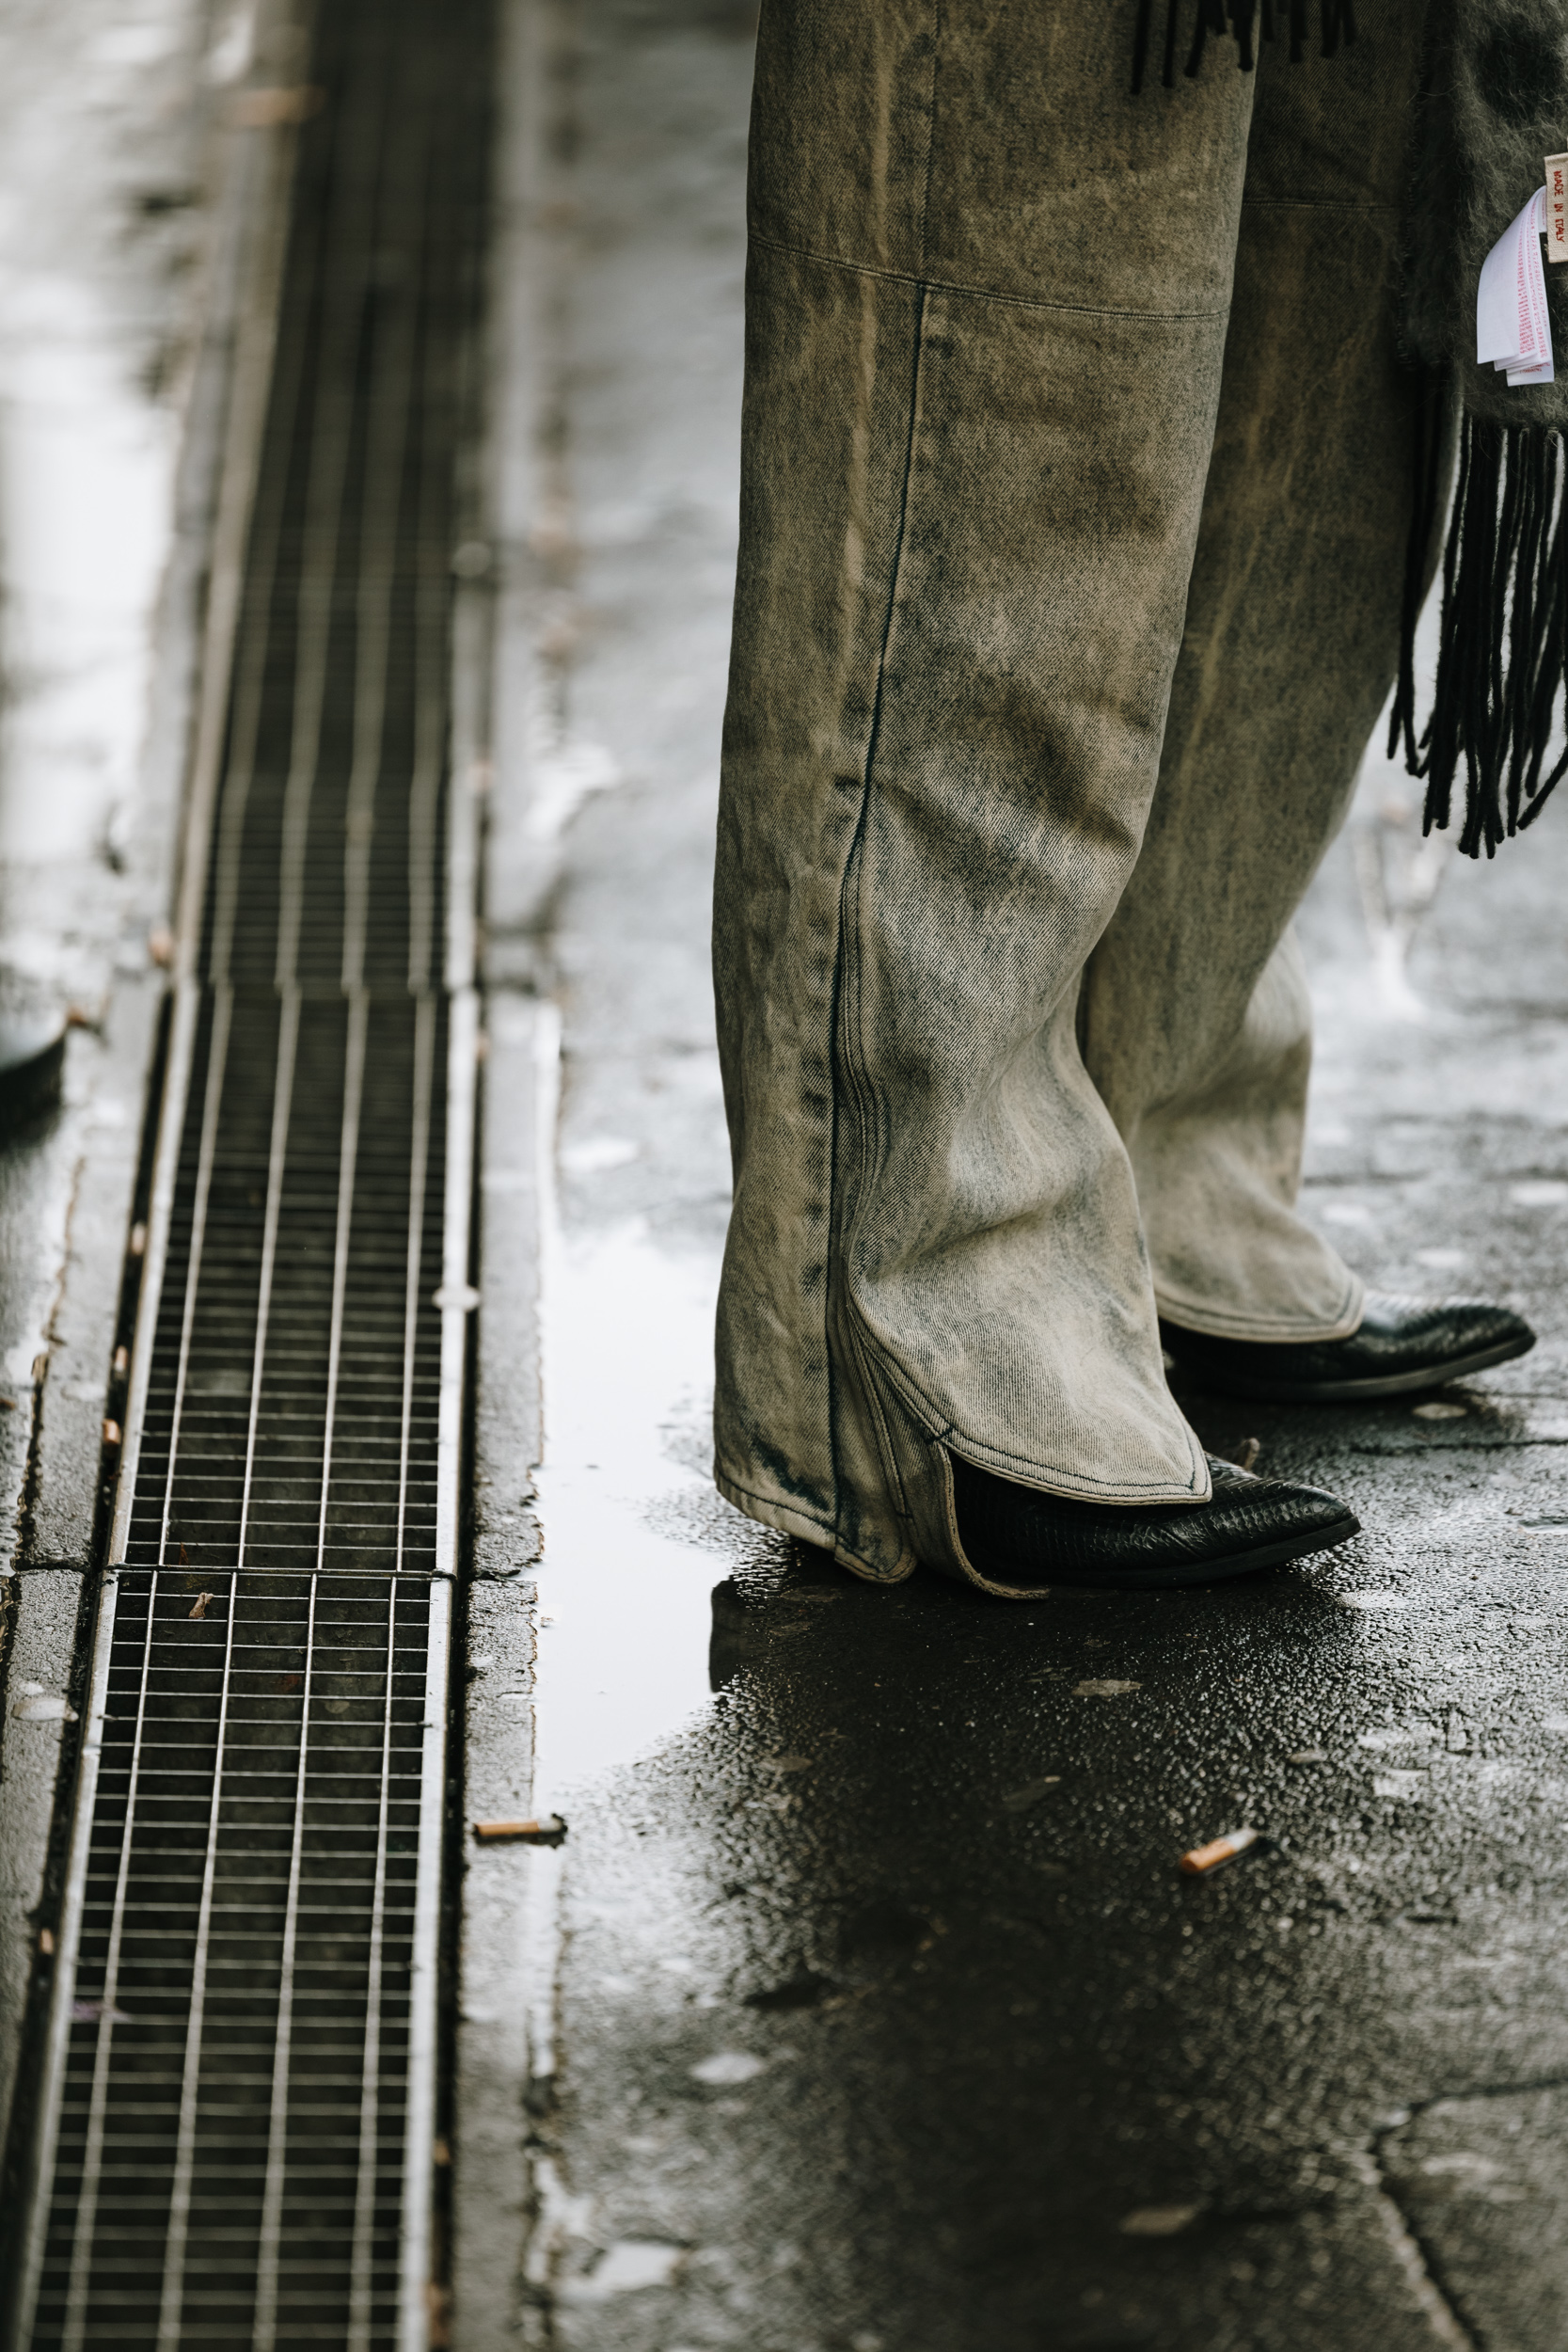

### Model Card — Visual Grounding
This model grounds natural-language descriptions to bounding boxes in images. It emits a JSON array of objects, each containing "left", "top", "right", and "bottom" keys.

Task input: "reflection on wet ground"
[
  {"left": 528, "top": 1280, "right": 1568, "bottom": 2344},
  {"left": 520, "top": 903, "right": 1568, "bottom": 2344},
  {"left": 532, "top": 1209, "right": 731, "bottom": 1810},
  {"left": 0, "top": 0, "right": 227, "bottom": 981}
]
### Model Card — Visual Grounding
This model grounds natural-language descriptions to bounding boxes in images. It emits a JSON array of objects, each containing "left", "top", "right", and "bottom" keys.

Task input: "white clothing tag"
[
  {"left": 1477, "top": 185, "right": 1555, "bottom": 387},
  {"left": 1547, "top": 153, "right": 1568, "bottom": 263}
]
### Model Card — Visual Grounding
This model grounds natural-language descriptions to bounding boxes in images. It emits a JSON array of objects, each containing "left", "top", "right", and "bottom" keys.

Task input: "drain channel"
[{"left": 12, "top": 2, "right": 493, "bottom": 2343}]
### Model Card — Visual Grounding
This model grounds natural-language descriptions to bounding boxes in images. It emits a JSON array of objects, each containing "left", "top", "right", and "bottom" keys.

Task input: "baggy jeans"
[{"left": 712, "top": 0, "right": 1433, "bottom": 1590}]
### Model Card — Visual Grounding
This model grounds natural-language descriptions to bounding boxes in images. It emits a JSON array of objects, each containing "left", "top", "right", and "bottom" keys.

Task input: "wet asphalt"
[
  {"left": 531, "top": 1495, "right": 1568, "bottom": 2350},
  {"left": 2, "top": 0, "right": 1562, "bottom": 2344},
  {"left": 454, "top": 3, "right": 1568, "bottom": 2346}
]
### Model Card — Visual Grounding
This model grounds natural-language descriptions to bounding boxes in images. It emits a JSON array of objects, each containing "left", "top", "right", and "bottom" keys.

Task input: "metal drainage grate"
[
  {"left": 40, "top": 1574, "right": 436, "bottom": 2352},
  {"left": 14, "top": 0, "right": 493, "bottom": 2342}
]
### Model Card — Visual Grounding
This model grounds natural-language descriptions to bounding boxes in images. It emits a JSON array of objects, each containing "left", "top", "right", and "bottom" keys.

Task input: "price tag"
[{"left": 1477, "top": 185, "right": 1555, "bottom": 386}]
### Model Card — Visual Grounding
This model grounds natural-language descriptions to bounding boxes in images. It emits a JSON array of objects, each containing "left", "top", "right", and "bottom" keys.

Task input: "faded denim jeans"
[{"left": 712, "top": 0, "right": 1431, "bottom": 1588}]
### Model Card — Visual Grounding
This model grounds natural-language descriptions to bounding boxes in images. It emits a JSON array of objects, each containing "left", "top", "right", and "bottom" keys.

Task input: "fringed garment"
[{"left": 1134, "top": 0, "right": 1568, "bottom": 858}]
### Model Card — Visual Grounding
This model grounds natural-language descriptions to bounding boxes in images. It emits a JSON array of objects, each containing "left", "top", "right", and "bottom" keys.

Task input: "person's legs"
[
  {"left": 713, "top": 0, "right": 1260, "bottom": 1581},
  {"left": 1081, "top": 8, "right": 1433, "bottom": 1340}
]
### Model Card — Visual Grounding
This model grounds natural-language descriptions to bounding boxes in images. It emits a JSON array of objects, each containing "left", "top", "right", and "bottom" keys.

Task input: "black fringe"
[
  {"left": 1390, "top": 402, "right": 1568, "bottom": 858},
  {"left": 1387, "top": 367, "right": 1447, "bottom": 780},
  {"left": 1131, "top": 0, "right": 1351, "bottom": 87}
]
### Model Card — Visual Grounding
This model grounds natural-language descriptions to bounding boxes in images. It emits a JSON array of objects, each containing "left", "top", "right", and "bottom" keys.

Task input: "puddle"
[{"left": 529, "top": 1017, "right": 727, "bottom": 1815}]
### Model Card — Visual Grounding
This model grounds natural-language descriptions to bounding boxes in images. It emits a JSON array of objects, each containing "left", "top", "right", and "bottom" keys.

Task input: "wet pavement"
[
  {"left": 7, "top": 1, "right": 1568, "bottom": 2345},
  {"left": 0, "top": 0, "right": 234, "bottom": 2198},
  {"left": 459, "top": 2, "right": 1568, "bottom": 2347},
  {"left": 0, "top": 0, "right": 244, "bottom": 1005}
]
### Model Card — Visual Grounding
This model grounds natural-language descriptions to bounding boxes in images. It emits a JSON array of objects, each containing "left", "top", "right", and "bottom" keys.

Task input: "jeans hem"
[
  {"left": 928, "top": 1443, "right": 1054, "bottom": 1601},
  {"left": 863, "top": 1325, "right": 1213, "bottom": 1504},
  {"left": 712, "top": 1466, "right": 919, "bottom": 1585},
  {"left": 1155, "top": 1270, "right": 1365, "bottom": 1344}
]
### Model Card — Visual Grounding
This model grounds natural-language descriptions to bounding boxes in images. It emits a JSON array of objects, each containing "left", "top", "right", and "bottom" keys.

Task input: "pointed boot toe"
[
  {"left": 951, "top": 1452, "right": 1358, "bottom": 1595},
  {"left": 1161, "top": 1292, "right": 1535, "bottom": 1404}
]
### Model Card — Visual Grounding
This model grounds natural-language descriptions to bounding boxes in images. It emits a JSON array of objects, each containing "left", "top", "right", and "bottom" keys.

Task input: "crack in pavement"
[
  {"left": 1351, "top": 2142, "right": 1477, "bottom": 2350},
  {"left": 1361, "top": 2075, "right": 1568, "bottom": 2351}
]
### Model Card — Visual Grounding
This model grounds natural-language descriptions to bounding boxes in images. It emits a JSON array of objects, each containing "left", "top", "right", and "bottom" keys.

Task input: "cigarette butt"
[
  {"left": 39, "top": 1929, "right": 55, "bottom": 1956},
  {"left": 1180, "top": 1826, "right": 1259, "bottom": 1875},
  {"left": 129, "top": 1223, "right": 148, "bottom": 1257},
  {"left": 188, "top": 1591, "right": 215, "bottom": 1621},
  {"left": 112, "top": 1347, "right": 129, "bottom": 1377},
  {"left": 1235, "top": 1437, "right": 1261, "bottom": 1472},
  {"left": 102, "top": 1421, "right": 122, "bottom": 1447},
  {"left": 472, "top": 1816, "right": 566, "bottom": 1845}
]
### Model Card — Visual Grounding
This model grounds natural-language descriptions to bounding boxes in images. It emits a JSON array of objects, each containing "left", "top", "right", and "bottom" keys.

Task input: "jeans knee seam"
[{"left": 746, "top": 230, "right": 1230, "bottom": 325}]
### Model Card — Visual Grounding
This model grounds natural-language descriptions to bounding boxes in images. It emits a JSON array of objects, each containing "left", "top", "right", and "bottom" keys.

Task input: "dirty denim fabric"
[{"left": 712, "top": 0, "right": 1431, "bottom": 1584}]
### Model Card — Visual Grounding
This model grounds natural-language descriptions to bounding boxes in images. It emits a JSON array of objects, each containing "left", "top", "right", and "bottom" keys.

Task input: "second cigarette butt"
[
  {"left": 472, "top": 1815, "right": 567, "bottom": 1846},
  {"left": 1180, "top": 1826, "right": 1259, "bottom": 1875}
]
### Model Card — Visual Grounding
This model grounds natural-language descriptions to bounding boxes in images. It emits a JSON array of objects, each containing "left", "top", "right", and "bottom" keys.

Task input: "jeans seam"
[
  {"left": 748, "top": 230, "right": 1230, "bottom": 324},
  {"left": 1242, "top": 197, "right": 1399, "bottom": 213},
  {"left": 917, "top": 0, "right": 939, "bottom": 275},
  {"left": 830, "top": 281, "right": 928, "bottom": 1546},
  {"left": 847, "top": 1311, "right": 911, "bottom": 1520}
]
